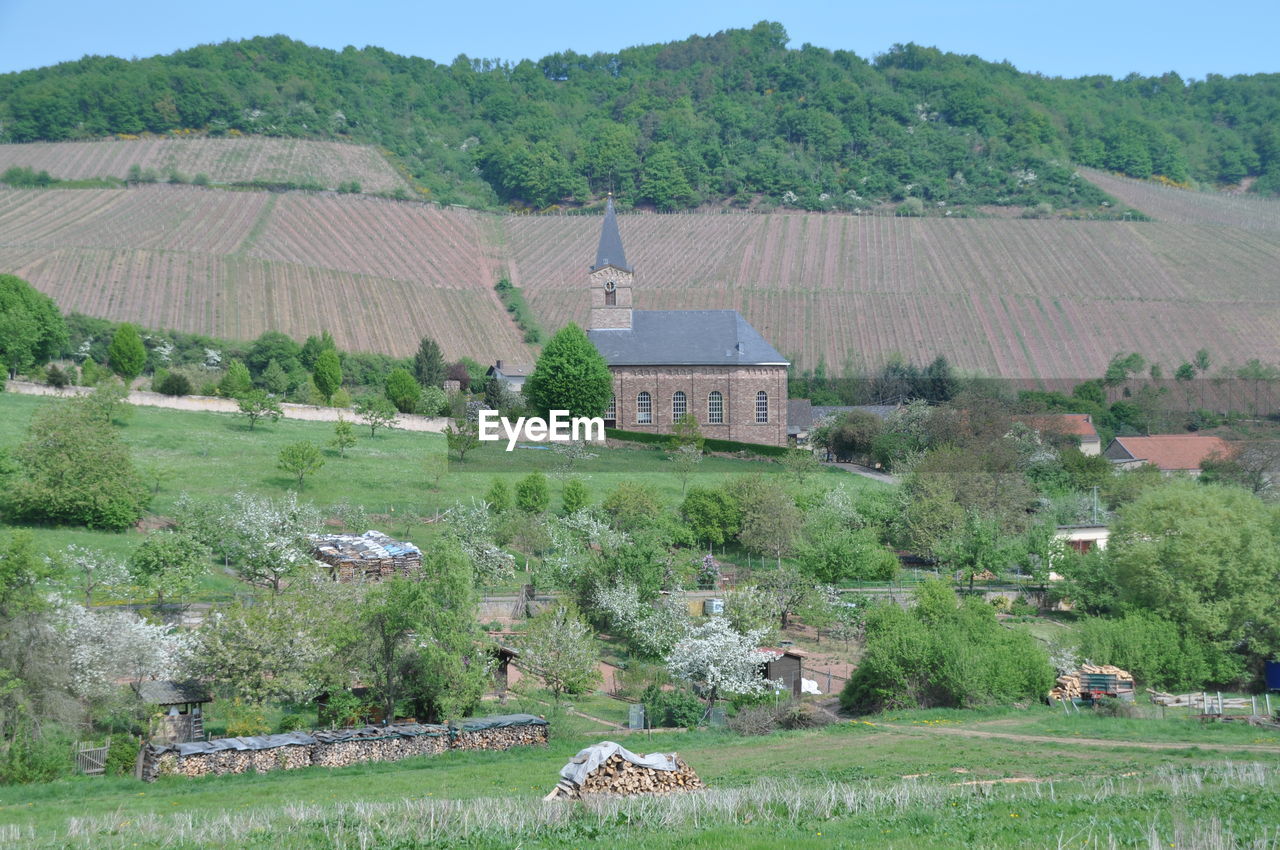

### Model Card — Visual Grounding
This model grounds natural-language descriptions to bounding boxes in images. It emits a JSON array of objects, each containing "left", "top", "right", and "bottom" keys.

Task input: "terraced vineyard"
[
  {"left": 0, "top": 185, "right": 526, "bottom": 361},
  {"left": 506, "top": 211, "right": 1280, "bottom": 380},
  {"left": 1080, "top": 167, "right": 1280, "bottom": 234},
  {"left": 3, "top": 145, "right": 1279, "bottom": 378},
  {"left": 0, "top": 137, "right": 411, "bottom": 194}
]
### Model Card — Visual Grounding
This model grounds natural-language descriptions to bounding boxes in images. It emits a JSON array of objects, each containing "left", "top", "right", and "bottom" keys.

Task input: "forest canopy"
[{"left": 1, "top": 22, "right": 1277, "bottom": 209}]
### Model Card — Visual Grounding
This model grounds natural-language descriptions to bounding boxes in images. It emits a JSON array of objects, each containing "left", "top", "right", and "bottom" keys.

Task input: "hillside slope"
[
  {"left": 0, "top": 185, "right": 527, "bottom": 361},
  {"left": 506, "top": 211, "right": 1280, "bottom": 380},
  {"left": 3, "top": 173, "right": 1278, "bottom": 379},
  {"left": 1079, "top": 168, "right": 1280, "bottom": 234},
  {"left": 0, "top": 137, "right": 411, "bottom": 194}
]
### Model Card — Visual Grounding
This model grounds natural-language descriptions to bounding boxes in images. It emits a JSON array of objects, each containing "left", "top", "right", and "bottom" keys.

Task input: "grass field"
[
  {"left": 0, "top": 392, "right": 863, "bottom": 571},
  {"left": 3, "top": 706, "right": 1278, "bottom": 848}
]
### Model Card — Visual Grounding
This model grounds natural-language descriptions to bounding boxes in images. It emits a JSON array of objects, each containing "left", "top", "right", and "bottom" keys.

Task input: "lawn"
[
  {"left": 3, "top": 706, "right": 1278, "bottom": 848},
  {"left": 0, "top": 391, "right": 876, "bottom": 589}
]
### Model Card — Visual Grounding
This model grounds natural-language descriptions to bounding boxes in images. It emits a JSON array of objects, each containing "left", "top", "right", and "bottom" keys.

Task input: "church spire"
[{"left": 591, "top": 195, "right": 631, "bottom": 273}]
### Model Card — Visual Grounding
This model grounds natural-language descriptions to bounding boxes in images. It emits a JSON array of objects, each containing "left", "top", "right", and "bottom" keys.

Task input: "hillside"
[
  {"left": 507, "top": 210, "right": 1280, "bottom": 379},
  {"left": 4, "top": 165, "right": 1279, "bottom": 378},
  {"left": 0, "top": 137, "right": 411, "bottom": 194},
  {"left": 1, "top": 26, "right": 1277, "bottom": 211},
  {"left": 0, "top": 184, "right": 529, "bottom": 362},
  {"left": 1080, "top": 167, "right": 1280, "bottom": 234}
]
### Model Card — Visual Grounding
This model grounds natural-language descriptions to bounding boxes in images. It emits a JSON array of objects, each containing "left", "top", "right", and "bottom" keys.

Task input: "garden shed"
[
  {"left": 134, "top": 679, "right": 211, "bottom": 744},
  {"left": 310, "top": 530, "right": 422, "bottom": 582},
  {"left": 759, "top": 648, "right": 805, "bottom": 696}
]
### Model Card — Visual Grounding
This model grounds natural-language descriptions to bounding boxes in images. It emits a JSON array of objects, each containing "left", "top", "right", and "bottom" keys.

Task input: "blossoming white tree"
[
  {"left": 221, "top": 491, "right": 322, "bottom": 593},
  {"left": 55, "top": 545, "right": 131, "bottom": 606},
  {"left": 665, "top": 617, "right": 778, "bottom": 710},
  {"left": 57, "top": 603, "right": 197, "bottom": 703}
]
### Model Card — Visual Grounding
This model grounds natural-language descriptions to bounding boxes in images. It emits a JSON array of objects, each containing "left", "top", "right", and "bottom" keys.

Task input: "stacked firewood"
[
  {"left": 309, "top": 734, "right": 448, "bottom": 767},
  {"left": 548, "top": 753, "right": 703, "bottom": 799},
  {"left": 452, "top": 723, "right": 549, "bottom": 751},
  {"left": 140, "top": 715, "right": 548, "bottom": 781},
  {"left": 1049, "top": 664, "right": 1134, "bottom": 701}
]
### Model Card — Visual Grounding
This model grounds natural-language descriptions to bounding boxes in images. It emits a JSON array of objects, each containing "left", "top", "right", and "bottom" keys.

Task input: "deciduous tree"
[
  {"left": 522, "top": 323, "right": 612, "bottom": 418},
  {"left": 513, "top": 603, "right": 601, "bottom": 701}
]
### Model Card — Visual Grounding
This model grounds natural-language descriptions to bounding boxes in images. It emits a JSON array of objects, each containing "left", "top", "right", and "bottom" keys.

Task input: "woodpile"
[
  {"left": 545, "top": 742, "right": 703, "bottom": 800},
  {"left": 140, "top": 714, "right": 547, "bottom": 782},
  {"left": 452, "top": 723, "right": 548, "bottom": 751},
  {"left": 310, "top": 531, "right": 422, "bottom": 582},
  {"left": 1049, "top": 664, "right": 1135, "bottom": 701}
]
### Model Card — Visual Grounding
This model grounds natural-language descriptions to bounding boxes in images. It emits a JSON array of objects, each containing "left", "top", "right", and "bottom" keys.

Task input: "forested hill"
[{"left": 1, "top": 22, "right": 1277, "bottom": 211}]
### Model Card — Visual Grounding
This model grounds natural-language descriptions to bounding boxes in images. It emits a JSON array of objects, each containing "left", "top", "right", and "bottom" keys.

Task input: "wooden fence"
[{"left": 74, "top": 738, "right": 109, "bottom": 776}]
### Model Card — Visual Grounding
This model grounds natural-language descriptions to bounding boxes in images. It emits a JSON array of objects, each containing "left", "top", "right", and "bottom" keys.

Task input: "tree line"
[{"left": 1, "top": 23, "right": 1276, "bottom": 211}]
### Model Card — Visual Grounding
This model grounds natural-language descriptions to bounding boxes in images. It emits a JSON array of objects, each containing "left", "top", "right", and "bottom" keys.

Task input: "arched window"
[
  {"left": 604, "top": 394, "right": 616, "bottom": 422},
  {"left": 672, "top": 391, "right": 687, "bottom": 421},
  {"left": 756, "top": 391, "right": 768, "bottom": 423},
  {"left": 636, "top": 391, "right": 652, "bottom": 424},
  {"left": 605, "top": 288, "right": 616, "bottom": 306},
  {"left": 707, "top": 391, "right": 724, "bottom": 424}
]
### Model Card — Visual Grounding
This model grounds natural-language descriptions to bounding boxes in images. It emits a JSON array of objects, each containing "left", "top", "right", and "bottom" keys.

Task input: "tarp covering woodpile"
[
  {"left": 139, "top": 714, "right": 547, "bottom": 781},
  {"left": 310, "top": 530, "right": 422, "bottom": 582},
  {"left": 1050, "top": 664, "right": 1135, "bottom": 701},
  {"left": 545, "top": 741, "right": 703, "bottom": 799}
]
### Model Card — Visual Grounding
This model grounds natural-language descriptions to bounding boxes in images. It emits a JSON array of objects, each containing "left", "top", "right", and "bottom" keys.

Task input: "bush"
[
  {"left": 515, "top": 472, "right": 550, "bottom": 514},
  {"left": 641, "top": 684, "right": 704, "bottom": 729},
  {"left": 0, "top": 725, "right": 73, "bottom": 784},
  {"left": 154, "top": 371, "right": 192, "bottom": 396},
  {"left": 224, "top": 699, "right": 270, "bottom": 737},
  {"left": 105, "top": 737, "right": 141, "bottom": 777},
  {"left": 561, "top": 478, "right": 589, "bottom": 514},
  {"left": 276, "top": 711, "right": 311, "bottom": 733},
  {"left": 1075, "top": 612, "right": 1224, "bottom": 691},
  {"left": 840, "top": 581, "right": 1054, "bottom": 713}
]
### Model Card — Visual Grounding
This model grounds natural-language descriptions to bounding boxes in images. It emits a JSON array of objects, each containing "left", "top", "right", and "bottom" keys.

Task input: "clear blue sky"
[{"left": 0, "top": 0, "right": 1275, "bottom": 79}]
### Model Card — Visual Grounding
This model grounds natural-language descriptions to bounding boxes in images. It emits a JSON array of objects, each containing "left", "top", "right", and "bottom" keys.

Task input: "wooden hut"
[
  {"left": 135, "top": 679, "right": 211, "bottom": 744},
  {"left": 759, "top": 648, "right": 806, "bottom": 697}
]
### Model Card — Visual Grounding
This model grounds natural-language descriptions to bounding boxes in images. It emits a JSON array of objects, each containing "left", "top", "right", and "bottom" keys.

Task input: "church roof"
[
  {"left": 590, "top": 197, "right": 631, "bottom": 273},
  {"left": 589, "top": 310, "right": 788, "bottom": 367}
]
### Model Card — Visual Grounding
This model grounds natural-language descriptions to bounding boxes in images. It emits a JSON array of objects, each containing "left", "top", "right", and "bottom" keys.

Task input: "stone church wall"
[{"left": 610, "top": 365, "right": 787, "bottom": 447}]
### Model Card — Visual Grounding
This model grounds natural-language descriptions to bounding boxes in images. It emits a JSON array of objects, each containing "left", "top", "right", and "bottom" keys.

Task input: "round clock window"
[{"left": 604, "top": 279, "right": 617, "bottom": 292}]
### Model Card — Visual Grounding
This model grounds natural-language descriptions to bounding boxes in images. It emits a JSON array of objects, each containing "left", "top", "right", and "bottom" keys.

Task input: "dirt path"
[
  {"left": 821, "top": 461, "right": 899, "bottom": 485},
  {"left": 5, "top": 380, "right": 449, "bottom": 432},
  {"left": 878, "top": 723, "right": 1280, "bottom": 754}
]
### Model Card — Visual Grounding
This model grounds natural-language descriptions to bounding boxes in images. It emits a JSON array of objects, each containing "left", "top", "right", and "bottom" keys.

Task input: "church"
[{"left": 585, "top": 199, "right": 790, "bottom": 448}]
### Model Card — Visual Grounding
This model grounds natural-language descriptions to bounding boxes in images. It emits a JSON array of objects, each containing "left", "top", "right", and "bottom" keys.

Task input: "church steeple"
[
  {"left": 591, "top": 195, "right": 631, "bottom": 273},
  {"left": 589, "top": 195, "right": 633, "bottom": 330}
]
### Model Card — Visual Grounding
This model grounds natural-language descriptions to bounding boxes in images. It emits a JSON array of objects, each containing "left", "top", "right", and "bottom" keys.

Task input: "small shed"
[
  {"left": 759, "top": 648, "right": 806, "bottom": 697},
  {"left": 135, "top": 679, "right": 211, "bottom": 744},
  {"left": 310, "top": 530, "right": 422, "bottom": 582}
]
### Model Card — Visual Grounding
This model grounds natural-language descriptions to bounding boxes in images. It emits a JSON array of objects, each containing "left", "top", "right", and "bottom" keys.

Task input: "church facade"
[{"left": 585, "top": 199, "right": 790, "bottom": 448}]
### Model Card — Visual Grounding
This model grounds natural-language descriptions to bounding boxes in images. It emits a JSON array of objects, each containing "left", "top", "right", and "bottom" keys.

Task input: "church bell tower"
[{"left": 589, "top": 195, "right": 633, "bottom": 330}]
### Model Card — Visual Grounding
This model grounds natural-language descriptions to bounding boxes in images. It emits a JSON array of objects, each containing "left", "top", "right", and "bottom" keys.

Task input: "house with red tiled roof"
[
  {"left": 1103, "top": 434, "right": 1234, "bottom": 476},
  {"left": 1017, "top": 413, "right": 1102, "bottom": 456}
]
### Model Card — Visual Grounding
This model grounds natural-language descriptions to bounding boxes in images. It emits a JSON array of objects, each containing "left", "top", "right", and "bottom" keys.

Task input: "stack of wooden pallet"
[
  {"left": 1147, "top": 690, "right": 1253, "bottom": 711},
  {"left": 1049, "top": 664, "right": 1134, "bottom": 701},
  {"left": 310, "top": 531, "right": 423, "bottom": 582}
]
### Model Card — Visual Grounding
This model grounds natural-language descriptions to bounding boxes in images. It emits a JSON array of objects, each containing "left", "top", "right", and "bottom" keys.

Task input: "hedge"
[{"left": 605, "top": 428, "right": 790, "bottom": 458}]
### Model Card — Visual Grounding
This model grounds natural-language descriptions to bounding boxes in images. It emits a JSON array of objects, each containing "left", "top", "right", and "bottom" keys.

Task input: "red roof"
[
  {"left": 1110, "top": 435, "right": 1234, "bottom": 471},
  {"left": 1015, "top": 413, "right": 1099, "bottom": 441}
]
